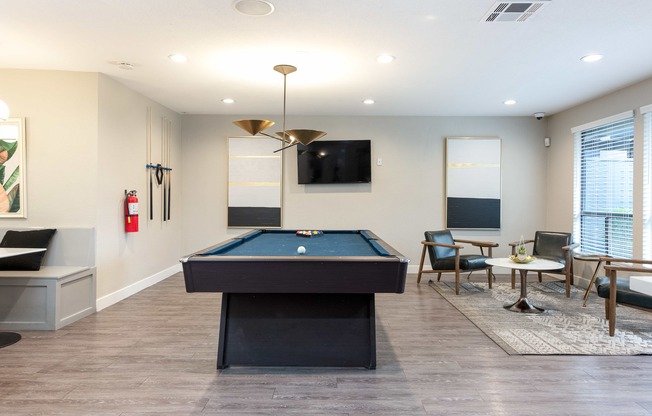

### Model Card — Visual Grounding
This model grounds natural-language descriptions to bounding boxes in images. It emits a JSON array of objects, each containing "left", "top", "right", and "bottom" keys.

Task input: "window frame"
[{"left": 572, "top": 111, "right": 635, "bottom": 258}]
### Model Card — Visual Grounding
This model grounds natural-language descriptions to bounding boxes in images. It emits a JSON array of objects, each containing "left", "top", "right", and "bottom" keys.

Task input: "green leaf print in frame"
[{"left": 0, "top": 118, "right": 27, "bottom": 218}]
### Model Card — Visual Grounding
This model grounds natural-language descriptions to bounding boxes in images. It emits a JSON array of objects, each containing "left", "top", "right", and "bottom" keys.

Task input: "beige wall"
[
  {"left": 0, "top": 69, "right": 183, "bottom": 307},
  {"left": 181, "top": 114, "right": 549, "bottom": 265},
  {"left": 0, "top": 69, "right": 99, "bottom": 226},
  {"left": 547, "top": 76, "right": 652, "bottom": 260},
  {"left": 96, "top": 75, "right": 182, "bottom": 300}
]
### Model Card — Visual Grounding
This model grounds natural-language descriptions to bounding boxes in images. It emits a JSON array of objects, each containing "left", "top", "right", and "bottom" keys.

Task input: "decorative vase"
[{"left": 516, "top": 234, "right": 527, "bottom": 260}]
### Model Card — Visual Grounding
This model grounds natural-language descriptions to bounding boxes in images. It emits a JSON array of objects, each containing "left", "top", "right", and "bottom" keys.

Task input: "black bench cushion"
[
  {"left": 594, "top": 275, "right": 652, "bottom": 309},
  {"left": 0, "top": 229, "right": 57, "bottom": 270}
]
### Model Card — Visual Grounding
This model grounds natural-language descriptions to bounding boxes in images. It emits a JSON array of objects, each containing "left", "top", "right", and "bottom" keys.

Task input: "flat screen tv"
[{"left": 297, "top": 140, "right": 371, "bottom": 184}]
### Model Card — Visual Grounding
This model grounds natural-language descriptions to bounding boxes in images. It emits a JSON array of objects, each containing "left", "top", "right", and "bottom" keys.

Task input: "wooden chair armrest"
[
  {"left": 454, "top": 239, "right": 499, "bottom": 248},
  {"left": 420, "top": 240, "right": 462, "bottom": 250},
  {"left": 508, "top": 239, "right": 534, "bottom": 247},
  {"left": 604, "top": 258, "right": 652, "bottom": 272},
  {"left": 562, "top": 242, "right": 580, "bottom": 251}
]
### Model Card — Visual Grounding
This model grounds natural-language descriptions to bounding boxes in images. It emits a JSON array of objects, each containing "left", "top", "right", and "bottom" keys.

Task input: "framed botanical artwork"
[
  {"left": 227, "top": 136, "right": 282, "bottom": 228},
  {"left": 0, "top": 118, "right": 27, "bottom": 218},
  {"left": 445, "top": 136, "right": 501, "bottom": 229}
]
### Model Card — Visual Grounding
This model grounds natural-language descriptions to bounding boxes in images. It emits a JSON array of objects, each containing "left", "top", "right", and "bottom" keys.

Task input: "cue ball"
[{"left": 297, "top": 246, "right": 306, "bottom": 255}]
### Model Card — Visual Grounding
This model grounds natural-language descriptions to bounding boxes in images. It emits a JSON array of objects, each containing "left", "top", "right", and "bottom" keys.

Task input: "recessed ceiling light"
[
  {"left": 503, "top": 99, "right": 517, "bottom": 105},
  {"left": 222, "top": 98, "right": 235, "bottom": 104},
  {"left": 232, "top": 0, "right": 274, "bottom": 16},
  {"left": 377, "top": 54, "right": 395, "bottom": 64},
  {"left": 363, "top": 99, "right": 375, "bottom": 105},
  {"left": 118, "top": 62, "right": 134, "bottom": 70},
  {"left": 580, "top": 54, "right": 603, "bottom": 63},
  {"left": 168, "top": 54, "right": 188, "bottom": 63}
]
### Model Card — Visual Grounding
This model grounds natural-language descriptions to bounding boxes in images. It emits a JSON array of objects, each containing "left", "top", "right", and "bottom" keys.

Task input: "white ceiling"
[{"left": 3, "top": 0, "right": 652, "bottom": 117}]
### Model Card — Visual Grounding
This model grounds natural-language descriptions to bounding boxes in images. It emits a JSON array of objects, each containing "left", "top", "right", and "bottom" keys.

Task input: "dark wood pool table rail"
[{"left": 181, "top": 229, "right": 408, "bottom": 294}]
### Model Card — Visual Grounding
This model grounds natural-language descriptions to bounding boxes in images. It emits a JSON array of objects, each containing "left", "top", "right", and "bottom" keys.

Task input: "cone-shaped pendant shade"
[
  {"left": 275, "top": 132, "right": 293, "bottom": 143},
  {"left": 285, "top": 129, "right": 327, "bottom": 146},
  {"left": 233, "top": 119, "right": 275, "bottom": 136}
]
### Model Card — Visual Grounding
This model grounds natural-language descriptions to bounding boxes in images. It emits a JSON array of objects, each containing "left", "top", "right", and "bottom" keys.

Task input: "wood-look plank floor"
[{"left": 1, "top": 273, "right": 651, "bottom": 415}]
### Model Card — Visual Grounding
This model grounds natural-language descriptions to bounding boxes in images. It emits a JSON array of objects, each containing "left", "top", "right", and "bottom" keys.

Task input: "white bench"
[{"left": 0, "top": 228, "right": 96, "bottom": 330}]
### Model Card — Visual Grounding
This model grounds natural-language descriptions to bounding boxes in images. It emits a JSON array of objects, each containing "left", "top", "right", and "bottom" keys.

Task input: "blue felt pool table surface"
[{"left": 203, "top": 229, "right": 390, "bottom": 257}]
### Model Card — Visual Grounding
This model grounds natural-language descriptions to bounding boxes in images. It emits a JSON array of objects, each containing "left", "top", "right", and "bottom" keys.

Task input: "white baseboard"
[{"left": 96, "top": 263, "right": 182, "bottom": 311}]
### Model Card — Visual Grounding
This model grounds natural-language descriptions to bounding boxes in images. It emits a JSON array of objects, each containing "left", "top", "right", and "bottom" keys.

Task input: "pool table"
[{"left": 181, "top": 229, "right": 408, "bottom": 369}]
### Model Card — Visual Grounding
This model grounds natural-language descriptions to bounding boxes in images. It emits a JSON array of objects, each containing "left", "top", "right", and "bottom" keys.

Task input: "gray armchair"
[
  {"left": 509, "top": 231, "right": 578, "bottom": 297},
  {"left": 417, "top": 230, "right": 498, "bottom": 295}
]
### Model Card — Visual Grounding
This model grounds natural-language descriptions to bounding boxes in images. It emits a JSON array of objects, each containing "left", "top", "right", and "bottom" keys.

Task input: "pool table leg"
[
  {"left": 367, "top": 294, "right": 377, "bottom": 369},
  {"left": 215, "top": 292, "right": 377, "bottom": 369},
  {"left": 216, "top": 293, "right": 229, "bottom": 369}
]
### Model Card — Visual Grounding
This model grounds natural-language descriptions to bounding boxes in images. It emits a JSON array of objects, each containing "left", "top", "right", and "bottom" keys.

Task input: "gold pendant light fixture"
[{"left": 233, "top": 64, "right": 326, "bottom": 153}]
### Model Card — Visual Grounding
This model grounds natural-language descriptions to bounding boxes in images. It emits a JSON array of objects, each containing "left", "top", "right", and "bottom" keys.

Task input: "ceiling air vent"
[{"left": 482, "top": 1, "right": 551, "bottom": 22}]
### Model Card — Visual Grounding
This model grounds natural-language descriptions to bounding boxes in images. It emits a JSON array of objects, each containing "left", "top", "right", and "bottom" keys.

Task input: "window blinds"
[
  {"left": 642, "top": 106, "right": 652, "bottom": 258},
  {"left": 573, "top": 114, "right": 634, "bottom": 257}
]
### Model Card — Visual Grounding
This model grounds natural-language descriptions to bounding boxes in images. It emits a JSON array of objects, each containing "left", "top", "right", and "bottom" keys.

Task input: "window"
[
  {"left": 573, "top": 111, "right": 634, "bottom": 257},
  {"left": 643, "top": 105, "right": 652, "bottom": 258}
]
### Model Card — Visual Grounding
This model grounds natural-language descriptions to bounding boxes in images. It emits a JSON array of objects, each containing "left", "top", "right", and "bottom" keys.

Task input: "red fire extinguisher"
[{"left": 125, "top": 190, "right": 139, "bottom": 233}]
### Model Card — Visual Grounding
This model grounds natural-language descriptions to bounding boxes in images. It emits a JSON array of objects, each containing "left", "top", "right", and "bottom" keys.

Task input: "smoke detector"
[
  {"left": 482, "top": 1, "right": 551, "bottom": 22},
  {"left": 232, "top": 0, "right": 274, "bottom": 16}
]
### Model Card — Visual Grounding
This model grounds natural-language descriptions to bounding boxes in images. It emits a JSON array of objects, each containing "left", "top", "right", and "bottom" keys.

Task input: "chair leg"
[
  {"left": 455, "top": 269, "right": 460, "bottom": 295},
  {"left": 538, "top": 271, "right": 542, "bottom": 282},
  {"left": 608, "top": 295, "right": 616, "bottom": 337},
  {"left": 437, "top": 272, "right": 442, "bottom": 282},
  {"left": 417, "top": 244, "right": 427, "bottom": 284},
  {"left": 604, "top": 298, "right": 617, "bottom": 336},
  {"left": 565, "top": 267, "right": 572, "bottom": 297},
  {"left": 486, "top": 268, "right": 492, "bottom": 289}
]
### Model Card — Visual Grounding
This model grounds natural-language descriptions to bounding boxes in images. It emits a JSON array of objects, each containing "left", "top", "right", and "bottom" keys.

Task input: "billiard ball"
[{"left": 297, "top": 246, "right": 306, "bottom": 255}]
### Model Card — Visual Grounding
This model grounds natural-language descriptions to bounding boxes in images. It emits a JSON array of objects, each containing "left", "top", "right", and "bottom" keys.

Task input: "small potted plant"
[{"left": 517, "top": 244, "right": 527, "bottom": 261}]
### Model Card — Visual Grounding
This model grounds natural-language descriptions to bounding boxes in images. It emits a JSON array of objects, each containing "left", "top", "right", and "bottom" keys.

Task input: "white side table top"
[
  {"left": 486, "top": 257, "right": 563, "bottom": 271},
  {"left": 630, "top": 276, "right": 652, "bottom": 296},
  {"left": 0, "top": 247, "right": 46, "bottom": 259}
]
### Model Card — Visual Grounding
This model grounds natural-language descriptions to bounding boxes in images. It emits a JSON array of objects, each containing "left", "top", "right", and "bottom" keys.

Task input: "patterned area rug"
[{"left": 428, "top": 280, "right": 652, "bottom": 355}]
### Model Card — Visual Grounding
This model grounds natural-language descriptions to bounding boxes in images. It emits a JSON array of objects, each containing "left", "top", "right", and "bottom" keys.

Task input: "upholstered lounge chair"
[
  {"left": 417, "top": 230, "right": 498, "bottom": 295},
  {"left": 594, "top": 258, "right": 652, "bottom": 336},
  {"left": 508, "top": 231, "right": 578, "bottom": 297}
]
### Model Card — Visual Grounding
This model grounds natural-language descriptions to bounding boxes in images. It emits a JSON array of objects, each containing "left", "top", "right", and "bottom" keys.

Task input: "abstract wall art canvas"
[
  {"left": 445, "top": 136, "right": 501, "bottom": 229},
  {"left": 227, "top": 137, "right": 282, "bottom": 228}
]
